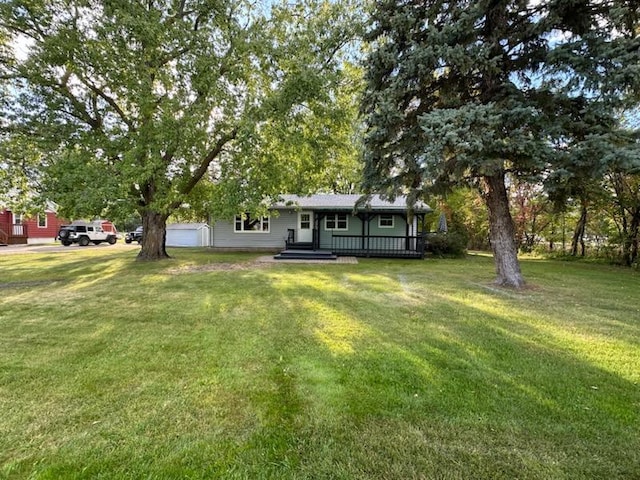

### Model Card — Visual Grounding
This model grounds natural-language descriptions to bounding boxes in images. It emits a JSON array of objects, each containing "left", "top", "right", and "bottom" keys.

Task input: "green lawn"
[{"left": 1, "top": 248, "right": 638, "bottom": 479}]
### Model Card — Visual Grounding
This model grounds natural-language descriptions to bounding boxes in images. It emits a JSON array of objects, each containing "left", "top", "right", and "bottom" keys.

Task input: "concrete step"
[
  {"left": 286, "top": 242, "right": 314, "bottom": 250},
  {"left": 274, "top": 249, "right": 337, "bottom": 260}
]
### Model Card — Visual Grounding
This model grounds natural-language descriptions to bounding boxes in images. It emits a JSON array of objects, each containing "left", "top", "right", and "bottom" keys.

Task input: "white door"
[{"left": 298, "top": 211, "right": 313, "bottom": 243}]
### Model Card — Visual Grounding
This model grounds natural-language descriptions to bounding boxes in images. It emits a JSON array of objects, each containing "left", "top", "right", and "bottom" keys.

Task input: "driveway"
[{"left": 0, "top": 243, "right": 140, "bottom": 254}]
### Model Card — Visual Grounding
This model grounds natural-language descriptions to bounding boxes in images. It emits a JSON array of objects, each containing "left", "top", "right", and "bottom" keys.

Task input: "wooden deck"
[
  {"left": 0, "top": 224, "right": 28, "bottom": 245},
  {"left": 283, "top": 229, "right": 426, "bottom": 260},
  {"left": 331, "top": 234, "right": 425, "bottom": 259}
]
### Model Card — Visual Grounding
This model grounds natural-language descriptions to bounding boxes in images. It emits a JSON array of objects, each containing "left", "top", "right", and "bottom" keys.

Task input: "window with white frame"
[
  {"left": 378, "top": 214, "right": 394, "bottom": 228},
  {"left": 234, "top": 214, "right": 270, "bottom": 233},
  {"left": 300, "top": 213, "right": 311, "bottom": 230},
  {"left": 13, "top": 213, "right": 23, "bottom": 225},
  {"left": 38, "top": 214, "right": 47, "bottom": 228},
  {"left": 325, "top": 213, "right": 348, "bottom": 231}
]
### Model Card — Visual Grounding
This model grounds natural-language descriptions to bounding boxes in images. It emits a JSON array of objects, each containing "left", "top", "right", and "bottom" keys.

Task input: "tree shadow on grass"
[
  {"left": 3, "top": 262, "right": 638, "bottom": 479},
  {"left": 244, "top": 267, "right": 640, "bottom": 479}
]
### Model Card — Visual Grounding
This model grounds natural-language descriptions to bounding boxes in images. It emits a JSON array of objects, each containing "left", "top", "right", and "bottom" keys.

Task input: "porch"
[
  {"left": 0, "top": 223, "right": 28, "bottom": 245},
  {"left": 285, "top": 229, "right": 426, "bottom": 259},
  {"left": 331, "top": 234, "right": 425, "bottom": 259}
]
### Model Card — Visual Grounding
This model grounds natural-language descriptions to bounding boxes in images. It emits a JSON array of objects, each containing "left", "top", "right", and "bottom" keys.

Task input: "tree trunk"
[
  {"left": 620, "top": 212, "right": 631, "bottom": 266},
  {"left": 610, "top": 172, "right": 638, "bottom": 266},
  {"left": 571, "top": 201, "right": 587, "bottom": 257},
  {"left": 627, "top": 206, "right": 640, "bottom": 266},
  {"left": 137, "top": 210, "right": 170, "bottom": 260},
  {"left": 482, "top": 173, "right": 526, "bottom": 288}
]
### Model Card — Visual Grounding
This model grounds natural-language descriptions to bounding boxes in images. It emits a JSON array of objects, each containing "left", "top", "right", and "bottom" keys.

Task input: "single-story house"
[
  {"left": 211, "top": 194, "right": 431, "bottom": 259},
  {"left": 0, "top": 205, "right": 67, "bottom": 245},
  {"left": 166, "top": 222, "right": 211, "bottom": 247}
]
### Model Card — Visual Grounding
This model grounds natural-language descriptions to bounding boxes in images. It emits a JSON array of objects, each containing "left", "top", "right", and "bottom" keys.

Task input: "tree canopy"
[
  {"left": 1, "top": 0, "right": 362, "bottom": 259},
  {"left": 362, "top": 0, "right": 640, "bottom": 287}
]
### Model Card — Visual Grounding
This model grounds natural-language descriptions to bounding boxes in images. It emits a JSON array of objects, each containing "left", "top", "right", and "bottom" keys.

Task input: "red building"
[{"left": 0, "top": 207, "right": 67, "bottom": 245}]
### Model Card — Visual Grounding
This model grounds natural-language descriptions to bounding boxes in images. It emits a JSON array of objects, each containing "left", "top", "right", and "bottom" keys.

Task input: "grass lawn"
[{"left": 0, "top": 248, "right": 638, "bottom": 479}]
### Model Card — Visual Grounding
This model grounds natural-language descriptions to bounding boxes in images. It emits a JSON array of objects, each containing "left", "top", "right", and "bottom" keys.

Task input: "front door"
[{"left": 298, "top": 211, "right": 313, "bottom": 243}]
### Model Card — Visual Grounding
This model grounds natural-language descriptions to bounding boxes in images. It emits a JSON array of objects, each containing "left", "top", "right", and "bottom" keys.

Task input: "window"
[
  {"left": 38, "top": 214, "right": 47, "bottom": 228},
  {"left": 300, "top": 213, "right": 311, "bottom": 229},
  {"left": 13, "top": 213, "right": 23, "bottom": 225},
  {"left": 234, "top": 214, "right": 270, "bottom": 233},
  {"left": 325, "top": 213, "right": 348, "bottom": 231},
  {"left": 379, "top": 214, "right": 394, "bottom": 228}
]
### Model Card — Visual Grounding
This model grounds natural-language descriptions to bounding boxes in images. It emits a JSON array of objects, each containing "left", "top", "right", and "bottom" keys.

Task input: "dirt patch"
[
  {"left": 166, "top": 260, "right": 272, "bottom": 274},
  {"left": 166, "top": 255, "right": 358, "bottom": 274}
]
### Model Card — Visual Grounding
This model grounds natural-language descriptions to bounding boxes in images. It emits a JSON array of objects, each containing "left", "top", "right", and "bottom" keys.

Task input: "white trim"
[
  {"left": 325, "top": 213, "right": 348, "bottom": 231},
  {"left": 37, "top": 214, "right": 47, "bottom": 228},
  {"left": 378, "top": 214, "right": 394, "bottom": 228},
  {"left": 234, "top": 214, "right": 270, "bottom": 233}
]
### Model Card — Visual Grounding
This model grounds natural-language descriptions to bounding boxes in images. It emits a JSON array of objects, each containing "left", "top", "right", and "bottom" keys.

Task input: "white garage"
[{"left": 166, "top": 223, "right": 210, "bottom": 247}]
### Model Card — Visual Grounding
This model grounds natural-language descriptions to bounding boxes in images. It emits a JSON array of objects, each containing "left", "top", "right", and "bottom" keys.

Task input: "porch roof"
[{"left": 273, "top": 194, "right": 431, "bottom": 213}]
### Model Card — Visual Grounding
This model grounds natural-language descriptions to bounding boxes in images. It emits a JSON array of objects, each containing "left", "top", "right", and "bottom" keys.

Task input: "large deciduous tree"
[
  {"left": 0, "top": 133, "right": 45, "bottom": 215},
  {"left": 1, "top": 0, "right": 360, "bottom": 260},
  {"left": 361, "top": 0, "right": 640, "bottom": 287}
]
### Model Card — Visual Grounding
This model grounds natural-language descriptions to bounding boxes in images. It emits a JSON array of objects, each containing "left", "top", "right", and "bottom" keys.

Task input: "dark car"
[{"left": 125, "top": 226, "right": 143, "bottom": 244}]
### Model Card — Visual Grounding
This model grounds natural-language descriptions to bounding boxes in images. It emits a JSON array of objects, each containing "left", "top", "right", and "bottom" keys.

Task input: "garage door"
[{"left": 166, "top": 230, "right": 197, "bottom": 247}]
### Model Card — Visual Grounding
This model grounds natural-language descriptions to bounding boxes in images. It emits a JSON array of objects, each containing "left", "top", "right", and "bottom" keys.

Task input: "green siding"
[
  {"left": 368, "top": 214, "right": 407, "bottom": 236},
  {"left": 318, "top": 213, "right": 410, "bottom": 250},
  {"left": 318, "top": 213, "right": 362, "bottom": 249}
]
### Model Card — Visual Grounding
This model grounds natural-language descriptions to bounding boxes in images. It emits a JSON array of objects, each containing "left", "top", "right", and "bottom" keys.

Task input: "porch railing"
[
  {"left": 0, "top": 223, "right": 28, "bottom": 244},
  {"left": 285, "top": 228, "right": 316, "bottom": 249},
  {"left": 331, "top": 234, "right": 425, "bottom": 259}
]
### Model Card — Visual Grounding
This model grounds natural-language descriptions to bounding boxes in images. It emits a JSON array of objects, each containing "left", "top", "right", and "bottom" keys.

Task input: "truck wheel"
[
  {"left": 79, "top": 236, "right": 90, "bottom": 246},
  {"left": 125, "top": 238, "right": 132, "bottom": 244},
  {"left": 107, "top": 236, "right": 117, "bottom": 245}
]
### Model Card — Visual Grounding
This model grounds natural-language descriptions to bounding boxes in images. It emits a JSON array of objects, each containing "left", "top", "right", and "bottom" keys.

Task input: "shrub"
[{"left": 426, "top": 232, "right": 467, "bottom": 257}]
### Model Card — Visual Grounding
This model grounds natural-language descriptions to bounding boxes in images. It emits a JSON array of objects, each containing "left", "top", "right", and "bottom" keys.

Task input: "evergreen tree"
[{"left": 362, "top": 0, "right": 640, "bottom": 287}]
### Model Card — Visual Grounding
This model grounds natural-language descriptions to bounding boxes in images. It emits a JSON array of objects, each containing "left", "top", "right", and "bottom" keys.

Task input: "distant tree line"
[{"left": 436, "top": 168, "right": 640, "bottom": 267}]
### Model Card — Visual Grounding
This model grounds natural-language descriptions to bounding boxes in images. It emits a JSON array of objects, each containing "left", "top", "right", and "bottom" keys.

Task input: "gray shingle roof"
[{"left": 272, "top": 194, "right": 431, "bottom": 212}]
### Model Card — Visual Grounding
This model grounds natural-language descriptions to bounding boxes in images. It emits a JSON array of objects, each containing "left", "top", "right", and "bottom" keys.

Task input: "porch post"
[
  {"left": 366, "top": 213, "right": 372, "bottom": 257},
  {"left": 402, "top": 213, "right": 410, "bottom": 251},
  {"left": 419, "top": 213, "right": 426, "bottom": 258},
  {"left": 313, "top": 214, "right": 320, "bottom": 250}
]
